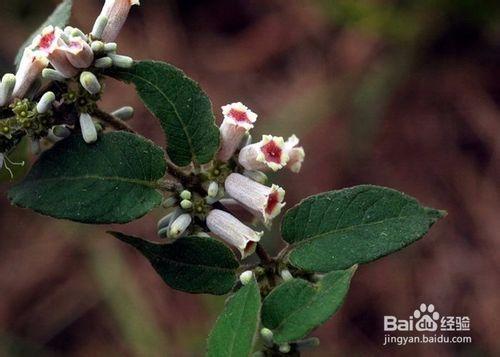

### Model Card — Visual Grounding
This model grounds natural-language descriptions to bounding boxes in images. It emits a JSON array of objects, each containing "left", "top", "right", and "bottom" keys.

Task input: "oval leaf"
[
  {"left": 111, "top": 232, "right": 239, "bottom": 295},
  {"left": 207, "top": 278, "right": 261, "bottom": 356},
  {"left": 261, "top": 267, "right": 356, "bottom": 344},
  {"left": 8, "top": 132, "right": 166, "bottom": 224},
  {"left": 107, "top": 61, "right": 220, "bottom": 167},
  {"left": 282, "top": 185, "right": 445, "bottom": 272},
  {"left": 15, "top": 0, "right": 73, "bottom": 67}
]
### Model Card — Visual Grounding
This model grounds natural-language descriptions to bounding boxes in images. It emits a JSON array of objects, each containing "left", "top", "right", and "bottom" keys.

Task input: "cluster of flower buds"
[
  {"left": 157, "top": 103, "right": 305, "bottom": 259},
  {"left": 0, "top": 0, "right": 139, "bottom": 168}
]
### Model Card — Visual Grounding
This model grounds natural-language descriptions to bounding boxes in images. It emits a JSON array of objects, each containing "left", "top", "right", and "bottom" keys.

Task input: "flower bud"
[
  {"left": 80, "top": 71, "right": 101, "bottom": 95},
  {"left": 36, "top": 91, "right": 56, "bottom": 114},
  {"left": 52, "top": 125, "right": 71, "bottom": 138},
  {"left": 243, "top": 170, "right": 267, "bottom": 184},
  {"left": 284, "top": 135, "right": 305, "bottom": 173},
  {"left": 99, "top": 0, "right": 140, "bottom": 42},
  {"left": 70, "top": 28, "right": 87, "bottom": 40},
  {"left": 238, "top": 135, "right": 289, "bottom": 172},
  {"left": 94, "top": 57, "right": 113, "bottom": 68},
  {"left": 206, "top": 209, "right": 262, "bottom": 259},
  {"left": 279, "top": 344, "right": 291, "bottom": 354},
  {"left": 79, "top": 113, "right": 98, "bottom": 143},
  {"left": 65, "top": 37, "right": 94, "bottom": 68},
  {"left": 294, "top": 337, "right": 320, "bottom": 351},
  {"left": 91, "top": 41, "right": 105, "bottom": 53},
  {"left": 180, "top": 199, "right": 193, "bottom": 210},
  {"left": 168, "top": 213, "right": 192, "bottom": 239},
  {"left": 104, "top": 42, "right": 118, "bottom": 53},
  {"left": 91, "top": 15, "right": 109, "bottom": 39},
  {"left": 111, "top": 106, "right": 134, "bottom": 120},
  {"left": 225, "top": 173, "right": 285, "bottom": 223},
  {"left": 239, "top": 270, "right": 254, "bottom": 285},
  {"left": 280, "top": 269, "right": 293, "bottom": 281},
  {"left": 162, "top": 196, "right": 177, "bottom": 208},
  {"left": 157, "top": 210, "right": 177, "bottom": 230},
  {"left": 108, "top": 53, "right": 134, "bottom": 68},
  {"left": 13, "top": 48, "right": 49, "bottom": 98},
  {"left": 260, "top": 328, "right": 274, "bottom": 347},
  {"left": 180, "top": 190, "right": 192, "bottom": 200},
  {"left": 42, "top": 68, "right": 66, "bottom": 82},
  {"left": 207, "top": 181, "right": 219, "bottom": 198},
  {"left": 0, "top": 74, "right": 16, "bottom": 106},
  {"left": 217, "top": 102, "right": 257, "bottom": 162}
]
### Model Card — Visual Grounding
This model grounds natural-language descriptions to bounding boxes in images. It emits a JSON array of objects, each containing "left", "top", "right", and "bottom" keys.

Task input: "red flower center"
[
  {"left": 265, "top": 191, "right": 280, "bottom": 215},
  {"left": 229, "top": 109, "right": 249, "bottom": 123},
  {"left": 39, "top": 32, "right": 56, "bottom": 50},
  {"left": 261, "top": 140, "right": 282, "bottom": 164}
]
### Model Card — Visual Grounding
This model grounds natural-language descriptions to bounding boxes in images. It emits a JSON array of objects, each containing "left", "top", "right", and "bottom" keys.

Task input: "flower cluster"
[
  {"left": 0, "top": 0, "right": 139, "bottom": 172},
  {"left": 158, "top": 103, "right": 305, "bottom": 259}
]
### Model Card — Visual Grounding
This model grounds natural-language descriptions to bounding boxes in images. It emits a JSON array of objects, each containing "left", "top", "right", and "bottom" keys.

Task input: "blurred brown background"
[{"left": 0, "top": 0, "right": 499, "bottom": 356}]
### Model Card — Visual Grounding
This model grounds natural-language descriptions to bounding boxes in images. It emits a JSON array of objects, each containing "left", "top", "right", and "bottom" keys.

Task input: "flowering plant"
[{"left": 0, "top": 1, "right": 445, "bottom": 355}]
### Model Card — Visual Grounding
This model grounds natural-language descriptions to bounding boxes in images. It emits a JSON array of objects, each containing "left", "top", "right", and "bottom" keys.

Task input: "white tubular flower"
[
  {"left": 217, "top": 102, "right": 257, "bottom": 162},
  {"left": 206, "top": 209, "right": 262, "bottom": 259},
  {"left": 32, "top": 26, "right": 78, "bottom": 78},
  {"left": 98, "top": 0, "right": 140, "bottom": 42},
  {"left": 13, "top": 48, "right": 49, "bottom": 98},
  {"left": 284, "top": 135, "right": 305, "bottom": 173},
  {"left": 65, "top": 37, "right": 94, "bottom": 68},
  {"left": 238, "top": 135, "right": 289, "bottom": 172},
  {"left": 224, "top": 173, "right": 285, "bottom": 223}
]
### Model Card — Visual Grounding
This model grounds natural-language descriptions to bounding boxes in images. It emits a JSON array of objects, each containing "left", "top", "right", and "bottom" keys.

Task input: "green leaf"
[
  {"left": 282, "top": 185, "right": 445, "bottom": 272},
  {"left": 14, "top": 0, "right": 73, "bottom": 67},
  {"left": 207, "top": 278, "right": 261, "bottom": 356},
  {"left": 111, "top": 233, "right": 239, "bottom": 295},
  {"left": 8, "top": 132, "right": 166, "bottom": 224},
  {"left": 107, "top": 61, "right": 220, "bottom": 167},
  {"left": 261, "top": 267, "right": 356, "bottom": 344}
]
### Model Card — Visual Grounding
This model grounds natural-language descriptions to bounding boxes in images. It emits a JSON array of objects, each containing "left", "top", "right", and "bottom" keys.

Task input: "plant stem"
[
  {"left": 256, "top": 243, "right": 273, "bottom": 265},
  {"left": 92, "top": 108, "right": 136, "bottom": 133}
]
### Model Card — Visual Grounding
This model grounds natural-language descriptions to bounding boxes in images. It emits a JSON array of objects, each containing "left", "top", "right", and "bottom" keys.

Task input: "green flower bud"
[
  {"left": 280, "top": 269, "right": 293, "bottom": 281},
  {"left": 239, "top": 270, "right": 254, "bottom": 285},
  {"left": 91, "top": 15, "right": 108, "bottom": 39},
  {"left": 79, "top": 113, "right": 98, "bottom": 144},
  {"left": 42, "top": 69, "right": 66, "bottom": 82},
  {"left": 168, "top": 213, "right": 192, "bottom": 239},
  {"left": 91, "top": 41, "right": 105, "bottom": 53},
  {"left": 260, "top": 328, "right": 274, "bottom": 346},
  {"left": 36, "top": 91, "right": 56, "bottom": 114},
  {"left": 180, "top": 190, "right": 192, "bottom": 200},
  {"left": 0, "top": 73, "right": 16, "bottom": 107},
  {"left": 94, "top": 57, "right": 113, "bottom": 69},
  {"left": 80, "top": 71, "right": 101, "bottom": 95},
  {"left": 52, "top": 125, "right": 71, "bottom": 138},
  {"left": 207, "top": 181, "right": 219, "bottom": 198},
  {"left": 180, "top": 199, "right": 193, "bottom": 210},
  {"left": 104, "top": 42, "right": 118, "bottom": 53},
  {"left": 108, "top": 53, "right": 133, "bottom": 68},
  {"left": 111, "top": 106, "right": 134, "bottom": 121},
  {"left": 279, "top": 344, "right": 291, "bottom": 354},
  {"left": 162, "top": 196, "right": 178, "bottom": 208}
]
